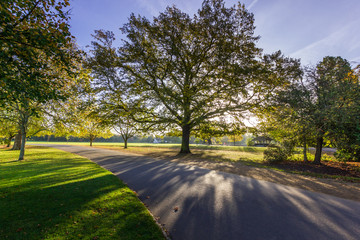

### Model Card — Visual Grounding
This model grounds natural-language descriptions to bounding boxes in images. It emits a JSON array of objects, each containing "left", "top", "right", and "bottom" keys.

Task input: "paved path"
[{"left": 38, "top": 144, "right": 360, "bottom": 240}]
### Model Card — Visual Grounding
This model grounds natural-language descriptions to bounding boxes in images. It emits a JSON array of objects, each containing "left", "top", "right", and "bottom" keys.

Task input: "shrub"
[
  {"left": 264, "top": 141, "right": 295, "bottom": 163},
  {"left": 334, "top": 145, "right": 360, "bottom": 162},
  {"left": 264, "top": 146, "right": 288, "bottom": 163},
  {"left": 246, "top": 137, "right": 255, "bottom": 146}
]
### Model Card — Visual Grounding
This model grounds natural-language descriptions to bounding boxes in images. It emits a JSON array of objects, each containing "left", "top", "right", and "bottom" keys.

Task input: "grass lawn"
[
  {"left": 29, "top": 141, "right": 266, "bottom": 163},
  {"left": 0, "top": 146, "right": 165, "bottom": 240},
  {"left": 28, "top": 142, "right": 359, "bottom": 181}
]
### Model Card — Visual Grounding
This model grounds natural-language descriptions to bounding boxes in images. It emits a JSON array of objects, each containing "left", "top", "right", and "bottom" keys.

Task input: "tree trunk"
[
  {"left": 12, "top": 131, "right": 21, "bottom": 150},
  {"left": 207, "top": 138, "right": 212, "bottom": 145},
  {"left": 302, "top": 135, "right": 308, "bottom": 163},
  {"left": 90, "top": 137, "right": 93, "bottom": 147},
  {"left": 180, "top": 124, "right": 191, "bottom": 154},
  {"left": 124, "top": 138, "right": 128, "bottom": 149},
  {"left": 18, "top": 127, "right": 27, "bottom": 160},
  {"left": 6, "top": 136, "right": 14, "bottom": 148},
  {"left": 314, "top": 135, "right": 323, "bottom": 164},
  {"left": 18, "top": 115, "right": 29, "bottom": 161}
]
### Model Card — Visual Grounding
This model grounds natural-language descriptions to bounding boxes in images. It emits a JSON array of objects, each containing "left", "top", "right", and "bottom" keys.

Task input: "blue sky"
[{"left": 69, "top": 0, "right": 360, "bottom": 66}]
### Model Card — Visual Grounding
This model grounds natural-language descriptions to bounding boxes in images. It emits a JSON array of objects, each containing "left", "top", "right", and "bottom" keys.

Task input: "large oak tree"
[{"left": 89, "top": 0, "right": 301, "bottom": 153}]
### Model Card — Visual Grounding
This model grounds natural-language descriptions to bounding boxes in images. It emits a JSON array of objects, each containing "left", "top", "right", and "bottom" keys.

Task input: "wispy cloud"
[
  {"left": 135, "top": 0, "right": 163, "bottom": 16},
  {"left": 247, "top": 0, "right": 259, "bottom": 10},
  {"left": 134, "top": 0, "right": 201, "bottom": 17},
  {"left": 290, "top": 20, "right": 360, "bottom": 65},
  {"left": 350, "top": 56, "right": 360, "bottom": 65}
]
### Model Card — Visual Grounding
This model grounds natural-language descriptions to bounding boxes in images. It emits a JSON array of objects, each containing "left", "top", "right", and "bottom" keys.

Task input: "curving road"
[{"left": 36, "top": 144, "right": 360, "bottom": 240}]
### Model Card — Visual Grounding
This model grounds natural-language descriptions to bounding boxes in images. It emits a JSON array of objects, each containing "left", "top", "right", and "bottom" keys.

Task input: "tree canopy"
[
  {"left": 88, "top": 0, "right": 301, "bottom": 153},
  {"left": 258, "top": 56, "right": 360, "bottom": 163},
  {"left": 0, "top": 0, "right": 81, "bottom": 160}
]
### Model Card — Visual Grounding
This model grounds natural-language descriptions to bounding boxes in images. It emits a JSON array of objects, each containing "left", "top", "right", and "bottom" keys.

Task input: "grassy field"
[
  {"left": 29, "top": 141, "right": 263, "bottom": 151},
  {"left": 28, "top": 141, "right": 266, "bottom": 162},
  {"left": 0, "top": 146, "right": 165, "bottom": 240}
]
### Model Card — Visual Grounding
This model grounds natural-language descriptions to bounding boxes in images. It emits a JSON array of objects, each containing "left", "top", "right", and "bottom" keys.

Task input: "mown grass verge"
[{"left": 0, "top": 146, "right": 165, "bottom": 240}]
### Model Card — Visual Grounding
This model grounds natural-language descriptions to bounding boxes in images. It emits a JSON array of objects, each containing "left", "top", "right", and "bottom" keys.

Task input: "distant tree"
[
  {"left": 112, "top": 117, "right": 140, "bottom": 149},
  {"left": 193, "top": 120, "right": 233, "bottom": 145},
  {"left": 113, "top": 0, "right": 301, "bottom": 153},
  {"left": 76, "top": 118, "right": 112, "bottom": 147},
  {"left": 257, "top": 77, "right": 316, "bottom": 162},
  {"left": 0, "top": 111, "right": 18, "bottom": 147}
]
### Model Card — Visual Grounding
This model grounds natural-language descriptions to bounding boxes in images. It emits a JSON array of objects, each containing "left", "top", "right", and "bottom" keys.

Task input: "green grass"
[
  {"left": 29, "top": 141, "right": 265, "bottom": 152},
  {"left": 0, "top": 146, "right": 165, "bottom": 240},
  {"left": 28, "top": 141, "right": 266, "bottom": 164},
  {"left": 26, "top": 142, "right": 360, "bottom": 183}
]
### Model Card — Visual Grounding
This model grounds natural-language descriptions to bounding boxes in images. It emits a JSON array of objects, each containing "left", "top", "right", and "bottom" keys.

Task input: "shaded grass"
[{"left": 0, "top": 146, "right": 165, "bottom": 240}]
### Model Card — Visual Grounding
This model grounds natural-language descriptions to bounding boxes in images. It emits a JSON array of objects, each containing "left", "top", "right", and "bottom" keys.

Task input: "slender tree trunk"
[
  {"left": 90, "top": 137, "right": 93, "bottom": 147},
  {"left": 18, "top": 115, "right": 29, "bottom": 161},
  {"left": 180, "top": 124, "right": 191, "bottom": 154},
  {"left": 207, "top": 138, "right": 212, "bottom": 145},
  {"left": 303, "top": 135, "right": 308, "bottom": 163},
  {"left": 314, "top": 135, "right": 323, "bottom": 164},
  {"left": 18, "top": 127, "right": 27, "bottom": 160},
  {"left": 12, "top": 131, "right": 21, "bottom": 150}
]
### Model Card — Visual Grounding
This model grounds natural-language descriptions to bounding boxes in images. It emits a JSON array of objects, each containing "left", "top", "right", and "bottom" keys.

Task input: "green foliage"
[
  {"left": 246, "top": 137, "right": 255, "bottom": 146},
  {"left": 0, "top": 147, "right": 164, "bottom": 239},
  {"left": 335, "top": 145, "right": 360, "bottom": 162},
  {"left": 259, "top": 56, "right": 360, "bottom": 164},
  {"left": 0, "top": 0, "right": 78, "bottom": 105},
  {"left": 0, "top": 0, "right": 83, "bottom": 160},
  {"left": 264, "top": 147, "right": 287, "bottom": 163},
  {"left": 264, "top": 142, "right": 294, "bottom": 163}
]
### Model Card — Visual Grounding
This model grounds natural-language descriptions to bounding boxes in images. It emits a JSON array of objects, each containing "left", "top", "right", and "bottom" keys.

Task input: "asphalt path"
[{"left": 36, "top": 144, "right": 360, "bottom": 240}]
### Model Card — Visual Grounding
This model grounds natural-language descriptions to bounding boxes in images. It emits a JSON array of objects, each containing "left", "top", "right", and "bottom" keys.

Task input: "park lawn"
[
  {"left": 28, "top": 141, "right": 265, "bottom": 152},
  {"left": 28, "top": 141, "right": 266, "bottom": 163},
  {"left": 0, "top": 146, "right": 165, "bottom": 240}
]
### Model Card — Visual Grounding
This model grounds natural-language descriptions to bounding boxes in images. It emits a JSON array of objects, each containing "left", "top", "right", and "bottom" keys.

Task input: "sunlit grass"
[
  {"left": 0, "top": 146, "right": 164, "bottom": 240},
  {"left": 28, "top": 141, "right": 266, "bottom": 164},
  {"left": 29, "top": 141, "right": 265, "bottom": 152},
  {"left": 89, "top": 145, "right": 265, "bottom": 163}
]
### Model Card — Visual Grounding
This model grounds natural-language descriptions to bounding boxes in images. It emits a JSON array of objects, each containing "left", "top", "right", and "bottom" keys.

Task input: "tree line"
[{"left": 1, "top": 0, "right": 359, "bottom": 164}]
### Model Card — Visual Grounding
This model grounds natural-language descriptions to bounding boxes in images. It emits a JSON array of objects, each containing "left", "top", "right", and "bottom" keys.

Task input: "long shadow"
[
  {"left": 0, "top": 162, "right": 162, "bottom": 240},
  {"left": 45, "top": 144, "right": 360, "bottom": 240}
]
